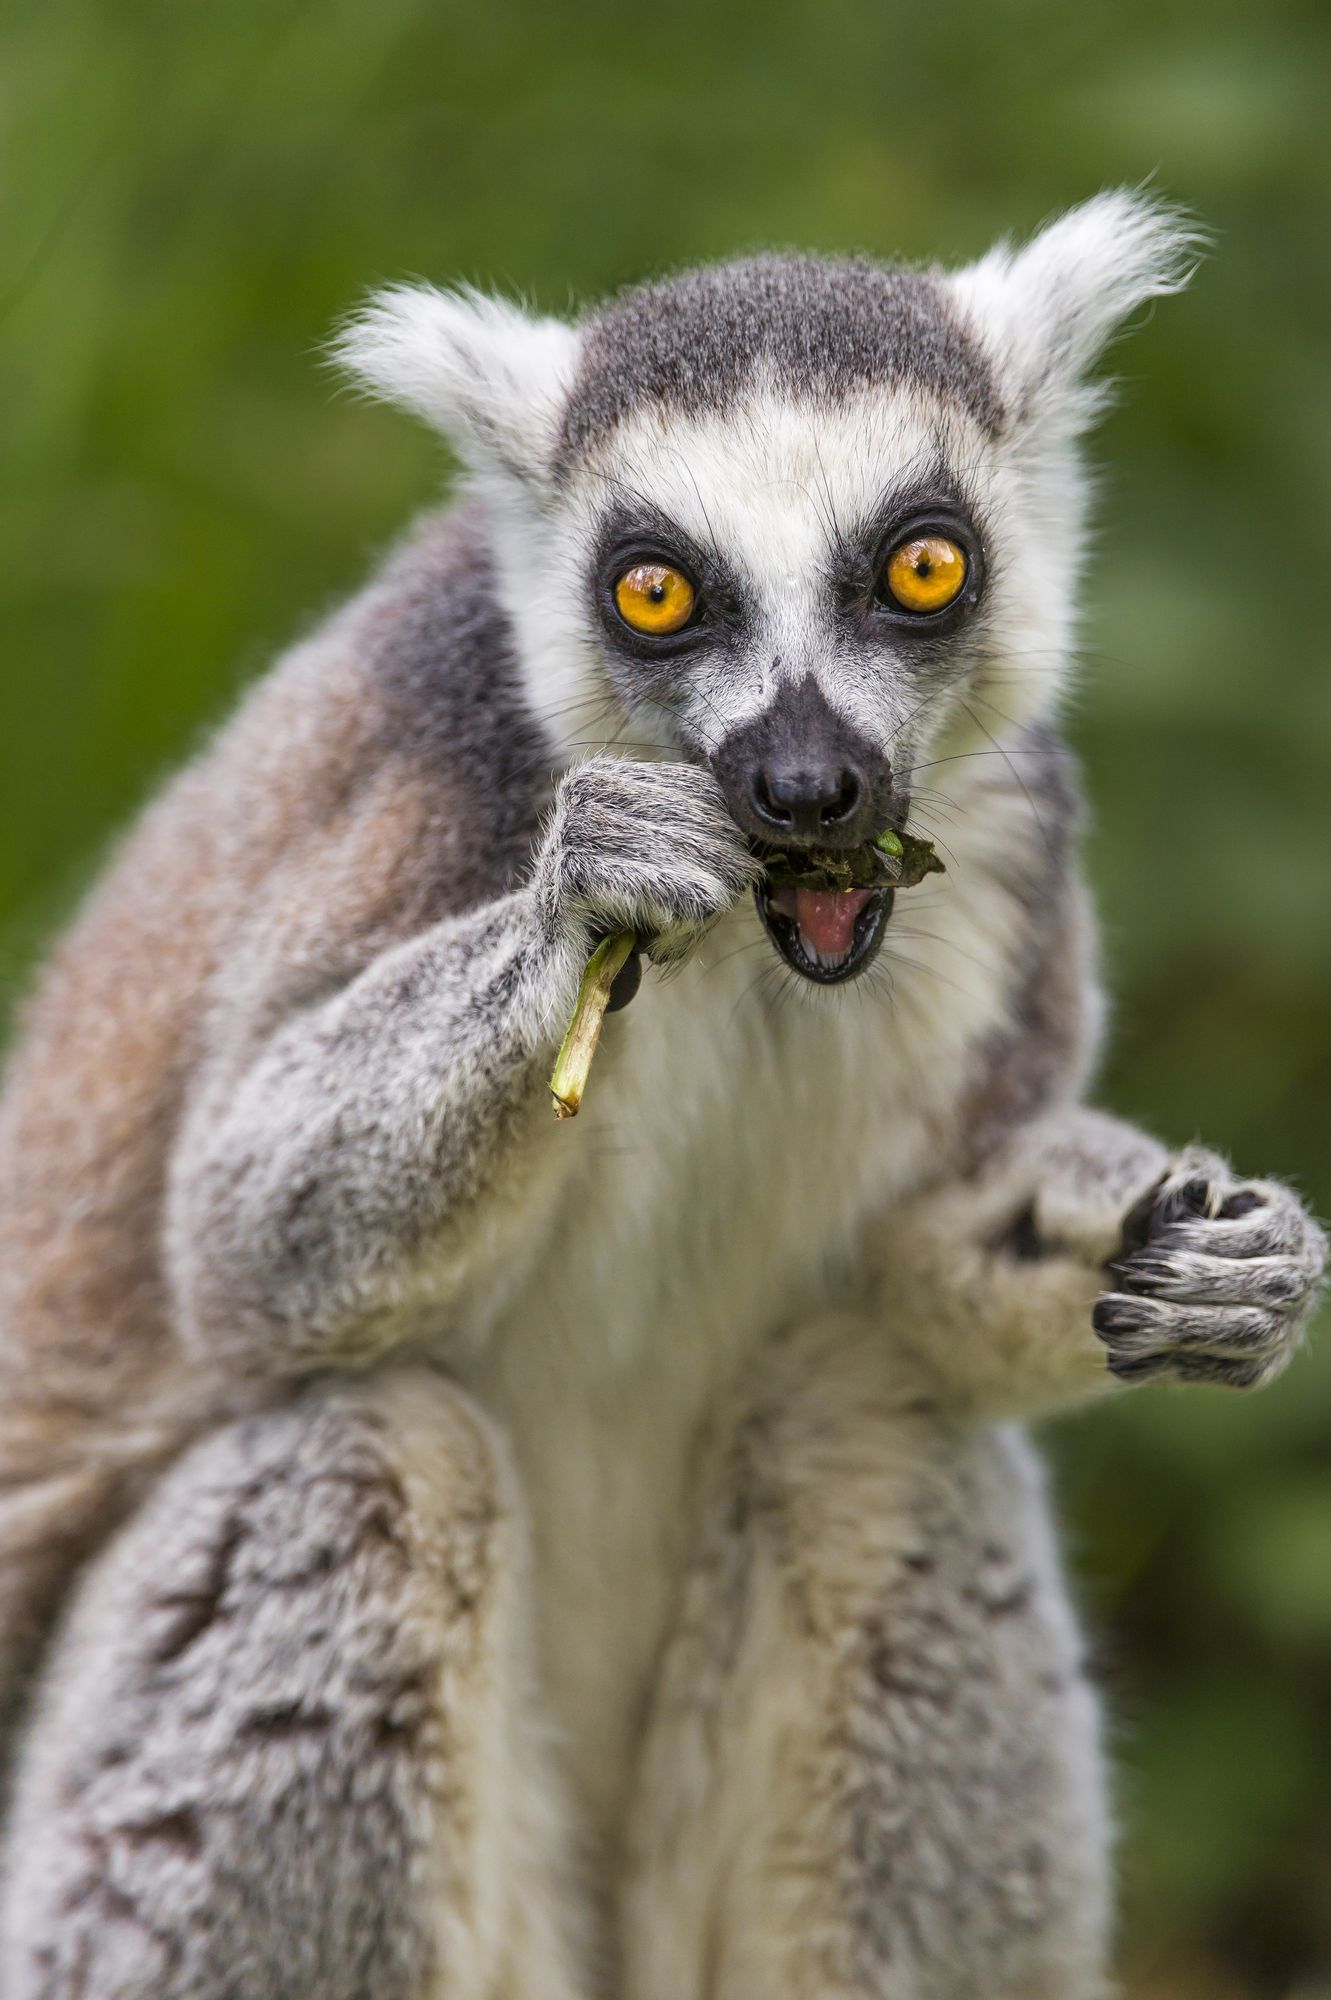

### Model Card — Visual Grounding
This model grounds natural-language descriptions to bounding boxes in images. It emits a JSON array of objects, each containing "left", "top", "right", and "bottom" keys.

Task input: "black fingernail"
[
  {"left": 1119, "top": 1180, "right": 1166, "bottom": 1254},
  {"left": 1109, "top": 1253, "right": 1171, "bottom": 1294},
  {"left": 1174, "top": 1355, "right": 1264, "bottom": 1390},
  {"left": 1093, "top": 1298, "right": 1149, "bottom": 1336},
  {"left": 1107, "top": 1352, "right": 1168, "bottom": 1383},
  {"left": 605, "top": 944, "right": 644, "bottom": 1013},
  {"left": 1154, "top": 1177, "right": 1211, "bottom": 1229},
  {"left": 1221, "top": 1189, "right": 1264, "bottom": 1220}
]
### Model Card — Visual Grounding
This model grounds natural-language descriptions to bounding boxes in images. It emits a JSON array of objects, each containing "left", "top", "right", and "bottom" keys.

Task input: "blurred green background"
[{"left": 2, "top": 0, "right": 1328, "bottom": 1990}]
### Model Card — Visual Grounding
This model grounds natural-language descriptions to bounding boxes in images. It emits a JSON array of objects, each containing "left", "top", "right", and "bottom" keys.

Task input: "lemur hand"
[
  {"left": 534, "top": 756, "right": 757, "bottom": 979},
  {"left": 1093, "top": 1148, "right": 1327, "bottom": 1388}
]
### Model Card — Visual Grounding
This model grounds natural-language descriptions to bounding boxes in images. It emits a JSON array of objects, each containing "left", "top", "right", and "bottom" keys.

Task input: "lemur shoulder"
[{"left": 0, "top": 192, "right": 1324, "bottom": 2000}]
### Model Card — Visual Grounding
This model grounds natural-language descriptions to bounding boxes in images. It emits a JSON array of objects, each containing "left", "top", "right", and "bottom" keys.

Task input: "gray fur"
[
  {"left": 949, "top": 720, "right": 1090, "bottom": 1165},
  {"left": 3, "top": 1369, "right": 584, "bottom": 2000},
  {"left": 1094, "top": 1145, "right": 1326, "bottom": 1387},
  {"left": 167, "top": 749, "right": 753, "bottom": 1376},
  {"left": 864, "top": 1104, "right": 1319, "bottom": 1423},
  {"left": 556, "top": 255, "right": 1005, "bottom": 477},
  {"left": 1, "top": 196, "right": 1325, "bottom": 1997},
  {"left": 368, "top": 511, "right": 556, "bottom": 894},
  {"left": 621, "top": 1320, "right": 1109, "bottom": 1999}
]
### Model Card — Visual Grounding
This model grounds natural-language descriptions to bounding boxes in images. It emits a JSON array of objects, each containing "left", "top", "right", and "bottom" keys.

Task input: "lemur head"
[{"left": 339, "top": 192, "right": 1196, "bottom": 979}]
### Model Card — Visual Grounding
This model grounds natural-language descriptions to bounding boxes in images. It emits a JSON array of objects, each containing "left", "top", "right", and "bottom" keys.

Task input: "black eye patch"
[
  {"left": 830, "top": 479, "right": 986, "bottom": 636},
  {"left": 591, "top": 503, "right": 748, "bottom": 657}
]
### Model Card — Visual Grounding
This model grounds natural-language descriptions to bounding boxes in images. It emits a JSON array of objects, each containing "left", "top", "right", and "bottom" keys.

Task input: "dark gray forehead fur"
[{"left": 555, "top": 254, "right": 1004, "bottom": 478}]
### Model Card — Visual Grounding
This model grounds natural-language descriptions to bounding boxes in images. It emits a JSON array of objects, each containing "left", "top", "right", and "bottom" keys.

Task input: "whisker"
[
  {"left": 905, "top": 798, "right": 966, "bottom": 831},
  {"left": 959, "top": 700, "right": 1053, "bottom": 862},
  {"left": 700, "top": 934, "right": 771, "bottom": 976},
  {"left": 885, "top": 925, "right": 1004, "bottom": 977},
  {"left": 880, "top": 945, "right": 975, "bottom": 1004},
  {"left": 906, "top": 746, "right": 1050, "bottom": 776}
]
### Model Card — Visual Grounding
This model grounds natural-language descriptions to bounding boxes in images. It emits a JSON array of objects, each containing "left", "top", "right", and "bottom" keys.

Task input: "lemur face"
[
  {"left": 571, "top": 385, "right": 992, "bottom": 845},
  {"left": 539, "top": 263, "right": 1028, "bottom": 852},
  {"left": 338, "top": 194, "right": 1197, "bottom": 977},
  {"left": 550, "top": 292, "right": 1013, "bottom": 980}
]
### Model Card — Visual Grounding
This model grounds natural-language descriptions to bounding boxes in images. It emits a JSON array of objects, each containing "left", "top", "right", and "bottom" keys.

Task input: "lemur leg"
[
  {"left": 2, "top": 1370, "right": 587, "bottom": 2000},
  {"left": 621, "top": 1320, "right": 1110, "bottom": 2000}
]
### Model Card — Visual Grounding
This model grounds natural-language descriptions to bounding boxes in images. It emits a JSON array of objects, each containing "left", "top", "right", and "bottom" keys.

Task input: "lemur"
[{"left": 0, "top": 191, "right": 1324, "bottom": 1999}]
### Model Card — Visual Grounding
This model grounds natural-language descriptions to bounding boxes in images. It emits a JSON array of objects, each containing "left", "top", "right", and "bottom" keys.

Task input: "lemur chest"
[{"left": 450, "top": 912, "right": 986, "bottom": 1845}]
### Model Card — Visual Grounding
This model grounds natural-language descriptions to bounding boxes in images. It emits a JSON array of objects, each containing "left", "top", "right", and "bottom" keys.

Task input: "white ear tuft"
[
  {"left": 331, "top": 284, "right": 582, "bottom": 484},
  {"left": 949, "top": 190, "right": 1204, "bottom": 430}
]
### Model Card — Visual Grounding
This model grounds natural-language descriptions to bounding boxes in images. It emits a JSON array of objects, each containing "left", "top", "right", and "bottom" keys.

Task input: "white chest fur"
[{"left": 453, "top": 795, "right": 1028, "bottom": 1842}]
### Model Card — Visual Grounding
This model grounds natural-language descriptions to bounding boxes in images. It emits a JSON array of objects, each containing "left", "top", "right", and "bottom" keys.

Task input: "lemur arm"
[
  {"left": 869, "top": 1105, "right": 1325, "bottom": 1421},
  {"left": 165, "top": 755, "right": 754, "bottom": 1379}
]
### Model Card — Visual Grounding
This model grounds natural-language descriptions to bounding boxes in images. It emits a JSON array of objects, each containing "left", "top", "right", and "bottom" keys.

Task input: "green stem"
[{"left": 549, "top": 930, "right": 636, "bottom": 1119}]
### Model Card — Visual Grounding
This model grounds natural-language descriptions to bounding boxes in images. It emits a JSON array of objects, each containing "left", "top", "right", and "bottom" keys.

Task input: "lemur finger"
[
  {"left": 590, "top": 791, "right": 751, "bottom": 867},
  {"left": 1105, "top": 1246, "right": 1315, "bottom": 1312},
  {"left": 563, "top": 852, "right": 743, "bottom": 923},
  {"left": 1104, "top": 1348, "right": 1174, "bottom": 1385},
  {"left": 1165, "top": 1352, "right": 1273, "bottom": 1390},
  {"left": 561, "top": 821, "right": 754, "bottom": 904},
  {"left": 559, "top": 757, "right": 749, "bottom": 855},
  {"left": 549, "top": 761, "right": 755, "bottom": 886},
  {"left": 1146, "top": 1192, "right": 1311, "bottom": 1263},
  {"left": 1105, "top": 1344, "right": 1274, "bottom": 1392},
  {"left": 1117, "top": 1147, "right": 1233, "bottom": 1251},
  {"left": 548, "top": 805, "right": 757, "bottom": 965},
  {"left": 1093, "top": 1292, "right": 1295, "bottom": 1361}
]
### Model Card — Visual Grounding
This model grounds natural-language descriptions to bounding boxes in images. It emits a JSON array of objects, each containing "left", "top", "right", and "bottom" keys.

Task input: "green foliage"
[{"left": 2, "top": 1, "right": 1328, "bottom": 1988}]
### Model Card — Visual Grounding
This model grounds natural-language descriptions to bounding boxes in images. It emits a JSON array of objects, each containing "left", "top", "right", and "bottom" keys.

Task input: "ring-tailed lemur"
[{"left": 0, "top": 192, "right": 1324, "bottom": 1999}]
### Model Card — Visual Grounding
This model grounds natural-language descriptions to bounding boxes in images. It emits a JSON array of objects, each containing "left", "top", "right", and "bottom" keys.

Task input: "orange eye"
[
  {"left": 881, "top": 535, "right": 968, "bottom": 614},
  {"left": 614, "top": 562, "right": 696, "bottom": 636}
]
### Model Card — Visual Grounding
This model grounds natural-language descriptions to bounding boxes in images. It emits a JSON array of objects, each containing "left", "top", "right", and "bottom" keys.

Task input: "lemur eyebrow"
[
  {"left": 831, "top": 468, "right": 983, "bottom": 587},
  {"left": 591, "top": 498, "right": 744, "bottom": 603}
]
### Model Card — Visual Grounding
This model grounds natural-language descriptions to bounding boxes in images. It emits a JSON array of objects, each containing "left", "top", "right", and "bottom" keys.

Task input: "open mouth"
[
  {"left": 748, "top": 825, "right": 938, "bottom": 985},
  {"left": 755, "top": 876, "right": 894, "bottom": 984}
]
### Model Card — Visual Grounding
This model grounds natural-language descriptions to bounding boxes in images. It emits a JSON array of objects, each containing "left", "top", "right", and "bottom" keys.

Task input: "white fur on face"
[
  {"left": 336, "top": 190, "right": 1197, "bottom": 781},
  {"left": 493, "top": 375, "right": 1087, "bottom": 787}
]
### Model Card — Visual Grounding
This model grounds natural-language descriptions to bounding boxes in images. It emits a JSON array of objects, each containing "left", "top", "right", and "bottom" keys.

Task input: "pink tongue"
[{"left": 794, "top": 886, "right": 872, "bottom": 960}]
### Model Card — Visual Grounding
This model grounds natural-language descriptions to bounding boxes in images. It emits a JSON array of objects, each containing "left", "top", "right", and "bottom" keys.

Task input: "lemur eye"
[
  {"left": 880, "top": 535, "right": 968, "bottom": 615},
  {"left": 614, "top": 563, "right": 696, "bottom": 637}
]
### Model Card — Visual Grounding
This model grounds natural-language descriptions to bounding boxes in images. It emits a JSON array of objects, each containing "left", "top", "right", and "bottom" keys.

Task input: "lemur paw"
[
  {"left": 536, "top": 755, "right": 758, "bottom": 974},
  {"left": 1092, "top": 1146, "right": 1327, "bottom": 1389}
]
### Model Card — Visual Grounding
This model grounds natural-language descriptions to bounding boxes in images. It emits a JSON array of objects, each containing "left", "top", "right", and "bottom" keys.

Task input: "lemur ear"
[
  {"left": 948, "top": 190, "right": 1204, "bottom": 432},
  {"left": 333, "top": 284, "right": 582, "bottom": 485}
]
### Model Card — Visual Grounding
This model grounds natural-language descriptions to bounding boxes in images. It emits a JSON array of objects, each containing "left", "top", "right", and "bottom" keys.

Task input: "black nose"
[
  {"left": 711, "top": 676, "right": 895, "bottom": 849},
  {"left": 751, "top": 761, "right": 865, "bottom": 839}
]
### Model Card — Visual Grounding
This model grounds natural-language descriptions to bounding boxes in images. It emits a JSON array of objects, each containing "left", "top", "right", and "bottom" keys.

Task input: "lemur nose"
[
  {"left": 751, "top": 762, "right": 865, "bottom": 840},
  {"left": 712, "top": 678, "right": 892, "bottom": 848}
]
